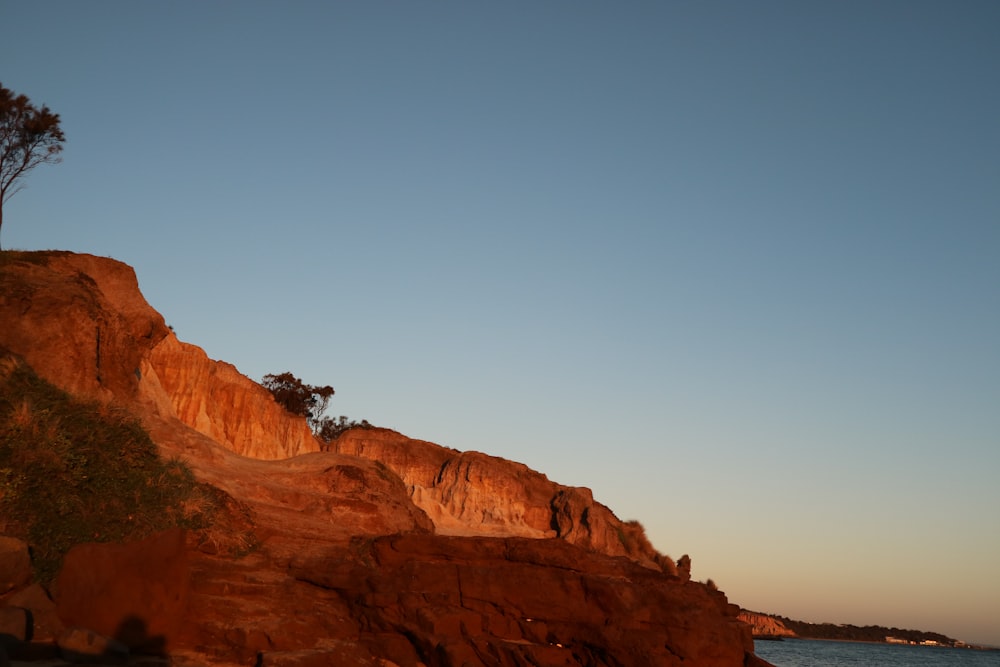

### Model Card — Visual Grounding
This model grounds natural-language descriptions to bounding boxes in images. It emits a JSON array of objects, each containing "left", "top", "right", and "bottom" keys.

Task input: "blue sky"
[{"left": 3, "top": 1, "right": 999, "bottom": 646}]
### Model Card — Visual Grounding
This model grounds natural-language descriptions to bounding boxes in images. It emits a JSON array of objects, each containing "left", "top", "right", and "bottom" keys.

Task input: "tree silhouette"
[
  {"left": 261, "top": 372, "right": 372, "bottom": 442},
  {"left": 261, "top": 372, "right": 335, "bottom": 434},
  {"left": 0, "top": 83, "right": 66, "bottom": 250}
]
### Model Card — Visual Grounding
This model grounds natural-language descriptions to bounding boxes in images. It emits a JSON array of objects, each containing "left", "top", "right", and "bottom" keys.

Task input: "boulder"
[
  {"left": 3, "top": 583, "right": 64, "bottom": 641},
  {"left": 54, "top": 528, "right": 189, "bottom": 654},
  {"left": 0, "top": 536, "right": 31, "bottom": 594}
]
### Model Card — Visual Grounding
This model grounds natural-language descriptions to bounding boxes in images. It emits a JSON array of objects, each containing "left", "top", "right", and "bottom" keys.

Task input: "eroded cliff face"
[
  {"left": 140, "top": 334, "right": 319, "bottom": 460},
  {"left": 332, "top": 428, "right": 670, "bottom": 570},
  {"left": 0, "top": 251, "right": 668, "bottom": 567},
  {"left": 0, "top": 251, "right": 319, "bottom": 461},
  {"left": 738, "top": 610, "right": 797, "bottom": 638}
]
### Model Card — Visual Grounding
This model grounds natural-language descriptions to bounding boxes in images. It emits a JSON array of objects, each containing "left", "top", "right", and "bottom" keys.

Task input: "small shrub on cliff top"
[{"left": 0, "top": 357, "right": 217, "bottom": 581}]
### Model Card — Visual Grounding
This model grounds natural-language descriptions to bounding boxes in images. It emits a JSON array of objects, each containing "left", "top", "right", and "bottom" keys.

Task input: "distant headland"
[{"left": 740, "top": 609, "right": 996, "bottom": 651}]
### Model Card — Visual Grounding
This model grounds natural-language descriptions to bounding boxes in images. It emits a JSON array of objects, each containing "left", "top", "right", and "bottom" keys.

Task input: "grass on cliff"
[
  {"left": 0, "top": 248, "right": 67, "bottom": 268},
  {"left": 0, "top": 355, "right": 223, "bottom": 581}
]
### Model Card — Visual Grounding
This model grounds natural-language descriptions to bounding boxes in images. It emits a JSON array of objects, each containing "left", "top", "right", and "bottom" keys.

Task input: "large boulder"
[
  {"left": 54, "top": 528, "right": 189, "bottom": 654},
  {"left": 3, "top": 583, "right": 64, "bottom": 642}
]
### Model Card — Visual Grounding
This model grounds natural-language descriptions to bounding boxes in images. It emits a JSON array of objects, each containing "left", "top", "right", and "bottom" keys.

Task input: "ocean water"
[{"left": 754, "top": 639, "right": 1000, "bottom": 667}]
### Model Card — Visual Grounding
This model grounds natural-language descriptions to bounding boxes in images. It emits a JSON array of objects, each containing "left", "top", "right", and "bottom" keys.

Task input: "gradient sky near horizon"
[{"left": 3, "top": 1, "right": 998, "bottom": 646}]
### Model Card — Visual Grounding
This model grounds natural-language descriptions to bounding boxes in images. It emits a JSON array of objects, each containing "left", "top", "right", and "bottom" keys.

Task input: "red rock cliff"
[
  {"left": 0, "top": 251, "right": 772, "bottom": 666},
  {"left": 139, "top": 333, "right": 318, "bottom": 459},
  {"left": 0, "top": 251, "right": 168, "bottom": 401},
  {"left": 738, "top": 610, "right": 797, "bottom": 638},
  {"left": 0, "top": 251, "right": 319, "bottom": 460},
  {"left": 332, "top": 427, "right": 671, "bottom": 569}
]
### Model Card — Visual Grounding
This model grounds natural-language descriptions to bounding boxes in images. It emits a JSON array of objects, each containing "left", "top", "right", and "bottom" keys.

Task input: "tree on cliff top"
[
  {"left": 0, "top": 83, "right": 66, "bottom": 250},
  {"left": 262, "top": 372, "right": 335, "bottom": 430},
  {"left": 261, "top": 371, "right": 372, "bottom": 442}
]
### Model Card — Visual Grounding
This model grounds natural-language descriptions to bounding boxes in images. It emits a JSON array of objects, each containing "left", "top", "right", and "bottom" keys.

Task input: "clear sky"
[{"left": 3, "top": 1, "right": 998, "bottom": 647}]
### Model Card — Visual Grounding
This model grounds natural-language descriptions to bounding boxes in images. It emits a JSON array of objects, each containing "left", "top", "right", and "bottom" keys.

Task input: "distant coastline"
[
  {"left": 740, "top": 610, "right": 998, "bottom": 651},
  {"left": 791, "top": 637, "right": 999, "bottom": 652}
]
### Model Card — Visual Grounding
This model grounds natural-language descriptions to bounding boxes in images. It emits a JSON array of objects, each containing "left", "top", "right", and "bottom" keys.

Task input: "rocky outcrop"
[
  {"left": 139, "top": 334, "right": 318, "bottom": 460},
  {"left": 0, "top": 251, "right": 773, "bottom": 666},
  {"left": 289, "top": 533, "right": 754, "bottom": 667},
  {"left": 0, "top": 252, "right": 169, "bottom": 402},
  {"left": 738, "top": 610, "right": 796, "bottom": 638},
  {"left": 54, "top": 529, "right": 190, "bottom": 654},
  {"left": 331, "top": 428, "right": 671, "bottom": 570},
  {"left": 169, "top": 532, "right": 754, "bottom": 667},
  {"left": 0, "top": 252, "right": 319, "bottom": 461}
]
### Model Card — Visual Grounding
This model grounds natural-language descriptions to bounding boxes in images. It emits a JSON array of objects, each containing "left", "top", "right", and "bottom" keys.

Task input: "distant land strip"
[{"left": 739, "top": 610, "right": 996, "bottom": 650}]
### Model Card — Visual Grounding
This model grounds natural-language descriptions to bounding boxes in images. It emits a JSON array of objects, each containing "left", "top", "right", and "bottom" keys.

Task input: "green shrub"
[{"left": 0, "top": 357, "right": 215, "bottom": 581}]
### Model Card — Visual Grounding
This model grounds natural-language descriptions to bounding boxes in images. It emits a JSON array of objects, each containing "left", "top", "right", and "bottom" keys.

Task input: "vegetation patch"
[
  {"left": 0, "top": 249, "right": 66, "bottom": 269},
  {"left": 0, "top": 354, "right": 220, "bottom": 581}
]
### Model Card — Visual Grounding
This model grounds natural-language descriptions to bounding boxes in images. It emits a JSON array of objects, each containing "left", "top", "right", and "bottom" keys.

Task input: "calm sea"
[{"left": 754, "top": 639, "right": 1000, "bottom": 667}]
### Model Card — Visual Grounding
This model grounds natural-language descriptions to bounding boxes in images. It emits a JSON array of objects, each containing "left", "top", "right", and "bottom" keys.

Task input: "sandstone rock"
[
  {"left": 0, "top": 252, "right": 170, "bottom": 402},
  {"left": 54, "top": 528, "right": 189, "bottom": 654},
  {"left": 289, "top": 533, "right": 757, "bottom": 667},
  {"left": 0, "top": 253, "right": 316, "bottom": 461},
  {"left": 3, "top": 584, "right": 65, "bottom": 643},
  {"left": 57, "top": 626, "right": 129, "bottom": 665},
  {"left": 333, "top": 428, "right": 666, "bottom": 568},
  {"left": 3, "top": 583, "right": 63, "bottom": 642},
  {"left": 0, "top": 253, "right": 775, "bottom": 666},
  {"left": 139, "top": 334, "right": 319, "bottom": 460},
  {"left": 0, "top": 536, "right": 31, "bottom": 594}
]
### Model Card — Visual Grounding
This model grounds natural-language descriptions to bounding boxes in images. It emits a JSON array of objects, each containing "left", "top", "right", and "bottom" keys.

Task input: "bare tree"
[{"left": 0, "top": 83, "right": 66, "bottom": 249}]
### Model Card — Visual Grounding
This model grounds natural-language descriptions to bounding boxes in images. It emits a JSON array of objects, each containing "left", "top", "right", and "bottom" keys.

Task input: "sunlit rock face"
[
  {"left": 331, "top": 427, "right": 669, "bottom": 569},
  {"left": 738, "top": 610, "right": 797, "bottom": 638},
  {"left": 140, "top": 333, "right": 319, "bottom": 460},
  {"left": 0, "top": 251, "right": 772, "bottom": 666},
  {"left": 0, "top": 252, "right": 169, "bottom": 401},
  {"left": 0, "top": 252, "right": 318, "bottom": 460}
]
